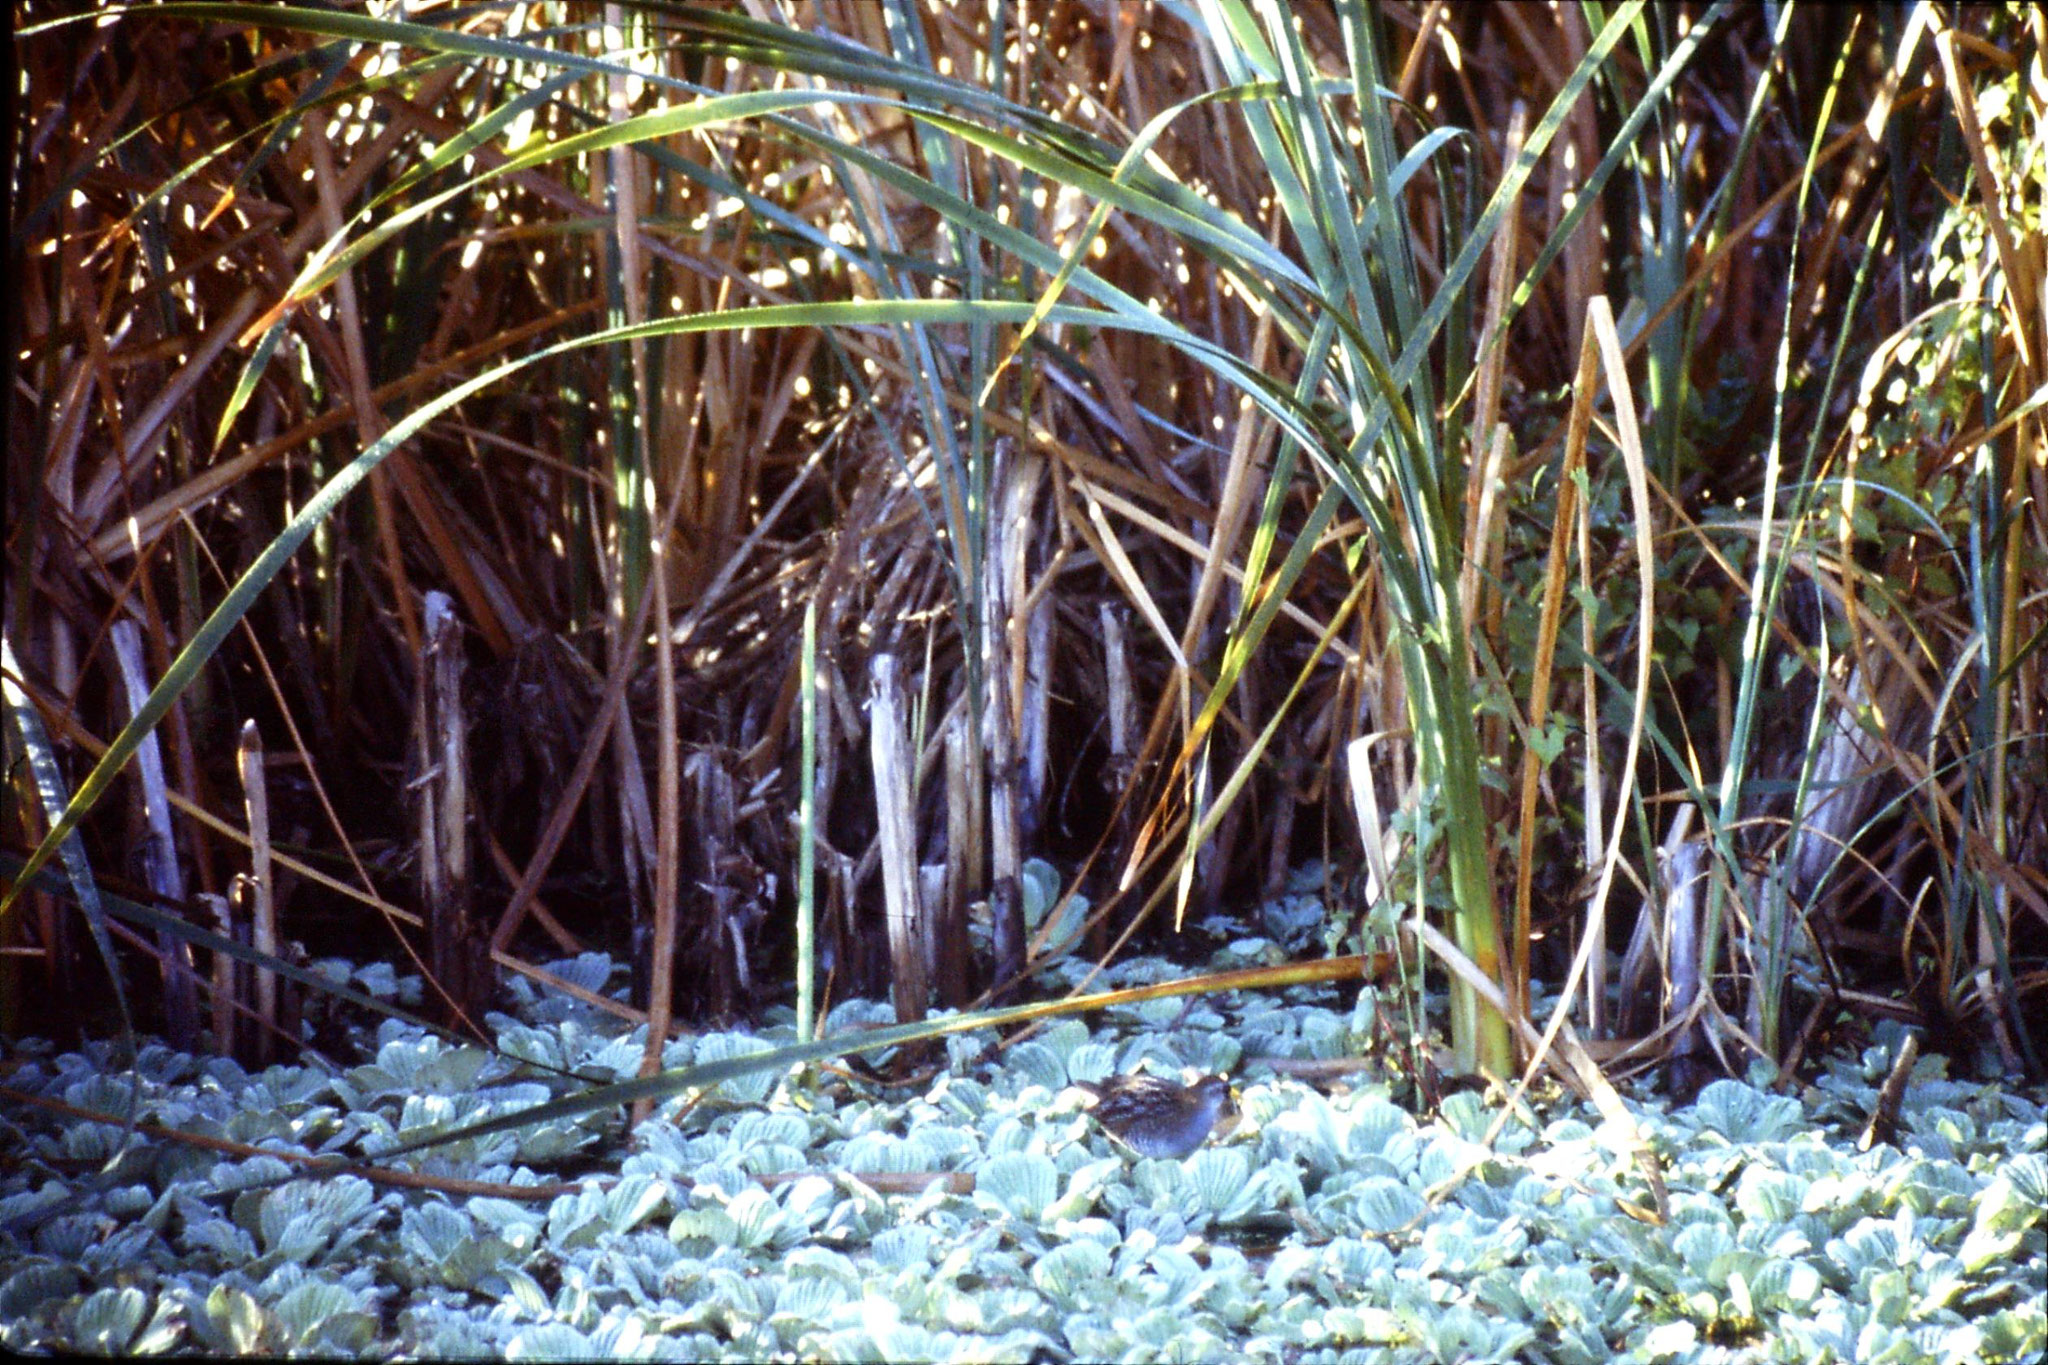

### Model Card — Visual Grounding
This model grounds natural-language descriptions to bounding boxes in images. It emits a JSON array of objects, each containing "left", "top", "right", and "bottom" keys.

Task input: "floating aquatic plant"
[{"left": 3, "top": 951, "right": 2044, "bottom": 1361}]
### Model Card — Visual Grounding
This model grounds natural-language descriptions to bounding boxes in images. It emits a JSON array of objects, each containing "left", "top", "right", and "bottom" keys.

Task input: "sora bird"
[{"left": 1075, "top": 1073, "right": 1233, "bottom": 1159}]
